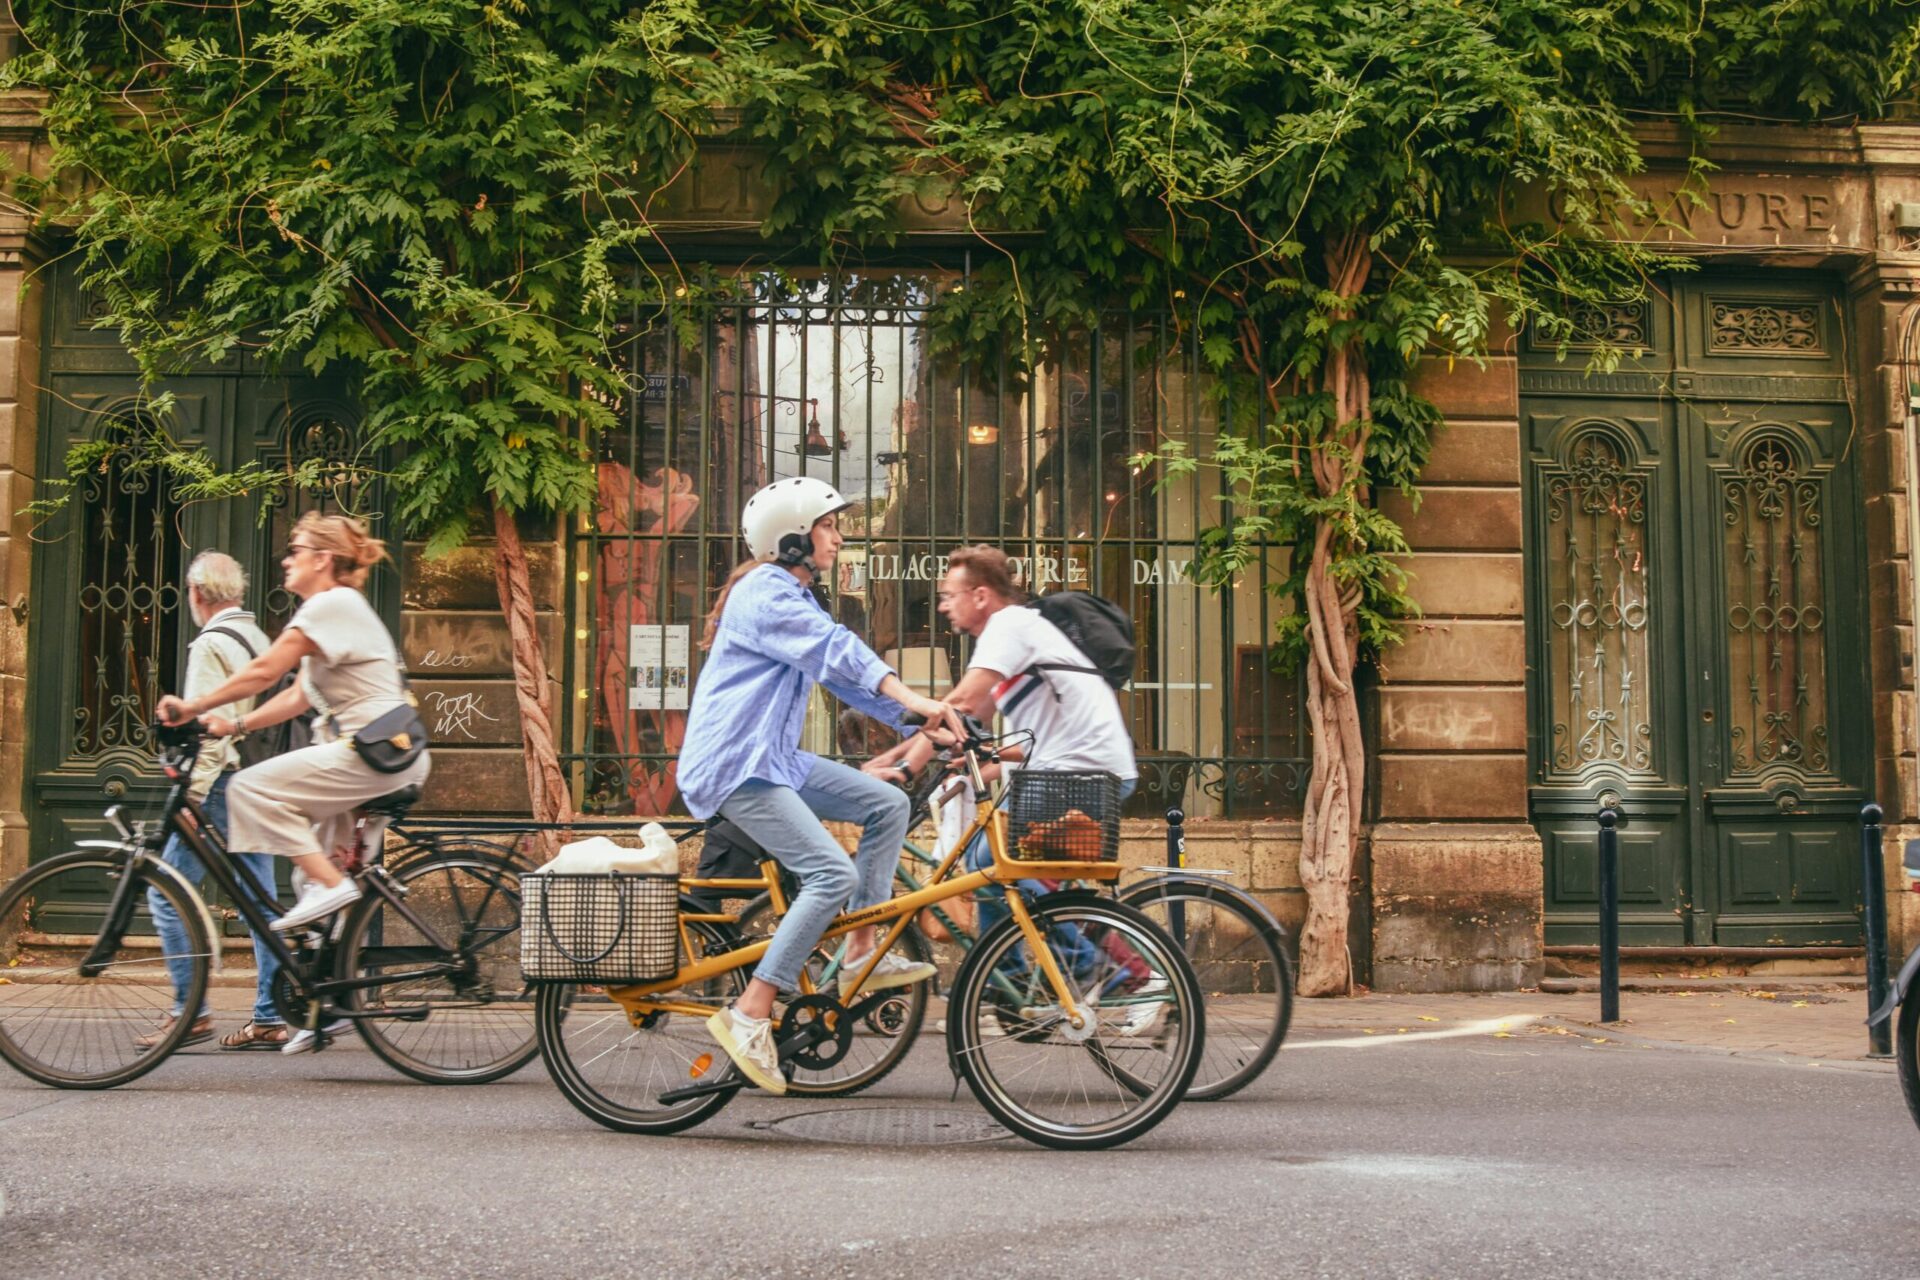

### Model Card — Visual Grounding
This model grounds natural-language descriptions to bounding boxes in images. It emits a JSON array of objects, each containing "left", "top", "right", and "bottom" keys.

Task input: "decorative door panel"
[
  {"left": 29, "top": 279, "right": 365, "bottom": 882},
  {"left": 1524, "top": 273, "right": 1868, "bottom": 947}
]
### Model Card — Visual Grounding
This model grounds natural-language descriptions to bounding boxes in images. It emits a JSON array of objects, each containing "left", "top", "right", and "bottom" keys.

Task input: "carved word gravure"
[
  {"left": 1545, "top": 181, "right": 1844, "bottom": 246},
  {"left": 422, "top": 689, "right": 500, "bottom": 741}
]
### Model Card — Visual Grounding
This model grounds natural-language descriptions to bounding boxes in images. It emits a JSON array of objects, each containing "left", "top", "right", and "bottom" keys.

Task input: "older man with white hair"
[{"left": 139, "top": 551, "right": 290, "bottom": 1051}]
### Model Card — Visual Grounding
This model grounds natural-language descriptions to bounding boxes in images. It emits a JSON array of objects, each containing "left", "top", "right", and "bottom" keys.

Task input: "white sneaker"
[
  {"left": 269, "top": 880, "right": 362, "bottom": 932},
  {"left": 281, "top": 1017, "right": 352, "bottom": 1056},
  {"left": 707, "top": 1007, "right": 785, "bottom": 1095},
  {"left": 1120, "top": 976, "right": 1171, "bottom": 1037},
  {"left": 837, "top": 950, "right": 937, "bottom": 1000}
]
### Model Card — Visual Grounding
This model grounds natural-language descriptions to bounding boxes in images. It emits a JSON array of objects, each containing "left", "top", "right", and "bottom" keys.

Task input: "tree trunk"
[
  {"left": 1294, "top": 230, "right": 1374, "bottom": 998},
  {"left": 492, "top": 503, "right": 576, "bottom": 860}
]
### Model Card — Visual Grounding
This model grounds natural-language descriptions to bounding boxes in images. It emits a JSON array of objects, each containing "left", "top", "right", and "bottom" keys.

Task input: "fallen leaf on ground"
[
  {"left": 1750, "top": 990, "right": 1778, "bottom": 1000},
  {"left": 1418, "top": 1015, "right": 1440, "bottom": 1022},
  {"left": 1361, "top": 1028, "right": 1377, "bottom": 1035},
  {"left": 1590, "top": 1037, "right": 1610, "bottom": 1044},
  {"left": 1396, "top": 1027, "right": 1409, "bottom": 1034},
  {"left": 1791, "top": 1000, "right": 1810, "bottom": 1008},
  {"left": 1724, "top": 1018, "right": 1737, "bottom": 1024},
  {"left": 1492, "top": 1031, "right": 1514, "bottom": 1038}
]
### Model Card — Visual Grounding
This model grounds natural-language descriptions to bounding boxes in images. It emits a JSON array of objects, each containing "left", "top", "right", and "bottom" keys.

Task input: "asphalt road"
[{"left": 1, "top": 1024, "right": 1913, "bottom": 1279}]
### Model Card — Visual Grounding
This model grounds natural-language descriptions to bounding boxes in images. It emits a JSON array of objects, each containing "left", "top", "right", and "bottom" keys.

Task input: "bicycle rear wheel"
[
  {"left": 1118, "top": 877, "right": 1292, "bottom": 1100},
  {"left": 735, "top": 894, "right": 930, "bottom": 1097},
  {"left": 0, "top": 850, "right": 211, "bottom": 1089},
  {"left": 536, "top": 916, "right": 748, "bottom": 1134},
  {"left": 947, "top": 894, "right": 1203, "bottom": 1150},
  {"left": 337, "top": 847, "right": 537, "bottom": 1084}
]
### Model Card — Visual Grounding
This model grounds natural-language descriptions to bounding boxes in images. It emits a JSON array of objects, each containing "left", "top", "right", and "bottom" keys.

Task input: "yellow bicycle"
[{"left": 531, "top": 725, "right": 1205, "bottom": 1150}]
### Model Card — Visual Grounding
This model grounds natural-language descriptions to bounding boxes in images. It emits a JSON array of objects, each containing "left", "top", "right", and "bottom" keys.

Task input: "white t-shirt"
[
  {"left": 287, "top": 586, "right": 408, "bottom": 736},
  {"left": 967, "top": 605, "right": 1136, "bottom": 780}
]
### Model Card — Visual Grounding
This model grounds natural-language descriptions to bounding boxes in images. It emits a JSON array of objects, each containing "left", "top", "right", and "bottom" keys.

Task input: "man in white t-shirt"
[{"left": 865, "top": 546, "right": 1154, "bottom": 1026}]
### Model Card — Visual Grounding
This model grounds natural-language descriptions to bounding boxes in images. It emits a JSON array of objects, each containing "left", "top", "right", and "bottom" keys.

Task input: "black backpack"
[
  {"left": 202, "top": 625, "right": 308, "bottom": 767},
  {"left": 1027, "top": 592, "right": 1135, "bottom": 690}
]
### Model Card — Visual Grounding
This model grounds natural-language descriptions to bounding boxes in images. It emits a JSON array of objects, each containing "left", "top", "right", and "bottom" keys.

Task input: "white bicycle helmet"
[{"left": 741, "top": 476, "right": 852, "bottom": 565}]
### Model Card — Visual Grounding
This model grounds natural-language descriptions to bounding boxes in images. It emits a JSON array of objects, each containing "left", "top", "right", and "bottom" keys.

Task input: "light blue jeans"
[
  {"left": 717, "top": 758, "right": 912, "bottom": 994},
  {"left": 147, "top": 774, "right": 286, "bottom": 1025}
]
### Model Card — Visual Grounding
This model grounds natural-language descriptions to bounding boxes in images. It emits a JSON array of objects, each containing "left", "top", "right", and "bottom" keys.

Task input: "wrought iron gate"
[{"left": 561, "top": 272, "right": 1311, "bottom": 819}]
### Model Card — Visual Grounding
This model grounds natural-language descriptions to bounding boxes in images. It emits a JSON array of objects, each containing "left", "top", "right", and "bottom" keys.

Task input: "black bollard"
[
  {"left": 1598, "top": 806, "right": 1622, "bottom": 1024},
  {"left": 1861, "top": 802, "right": 1892, "bottom": 1058},
  {"left": 1166, "top": 808, "right": 1187, "bottom": 949}
]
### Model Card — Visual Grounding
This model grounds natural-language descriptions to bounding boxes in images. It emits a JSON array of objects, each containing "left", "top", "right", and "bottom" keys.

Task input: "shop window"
[{"left": 566, "top": 273, "right": 1307, "bottom": 818}]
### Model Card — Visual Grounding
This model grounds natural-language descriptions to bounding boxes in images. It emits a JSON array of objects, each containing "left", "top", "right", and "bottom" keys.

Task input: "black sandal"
[{"left": 218, "top": 1021, "right": 290, "bottom": 1051}]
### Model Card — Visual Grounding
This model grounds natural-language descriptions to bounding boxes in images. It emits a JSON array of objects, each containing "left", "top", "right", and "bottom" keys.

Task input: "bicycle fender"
[
  {"left": 1118, "top": 875, "right": 1289, "bottom": 938},
  {"left": 71, "top": 842, "right": 224, "bottom": 976},
  {"left": 1868, "top": 944, "right": 1920, "bottom": 1026}
]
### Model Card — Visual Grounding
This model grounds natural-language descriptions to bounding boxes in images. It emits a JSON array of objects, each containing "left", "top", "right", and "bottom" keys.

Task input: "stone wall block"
[
  {"left": 1870, "top": 558, "right": 1915, "bottom": 628},
  {"left": 1407, "top": 356, "right": 1519, "bottom": 419},
  {"left": 404, "top": 542, "right": 561, "bottom": 611},
  {"left": 424, "top": 748, "right": 533, "bottom": 814},
  {"left": 1867, "top": 492, "right": 1910, "bottom": 561},
  {"left": 1379, "top": 687, "right": 1526, "bottom": 753},
  {"left": 1377, "top": 755, "right": 1528, "bottom": 820},
  {"left": 0, "top": 403, "right": 30, "bottom": 477},
  {"left": 403, "top": 611, "right": 563, "bottom": 679},
  {"left": 1381, "top": 620, "right": 1527, "bottom": 685},
  {"left": 1419, "top": 422, "right": 1522, "bottom": 485},
  {"left": 1390, "top": 554, "right": 1524, "bottom": 619},
  {"left": 1377, "top": 488, "right": 1522, "bottom": 552}
]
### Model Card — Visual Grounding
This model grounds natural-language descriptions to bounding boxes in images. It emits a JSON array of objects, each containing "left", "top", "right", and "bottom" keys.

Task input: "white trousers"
[{"left": 225, "top": 738, "right": 431, "bottom": 859}]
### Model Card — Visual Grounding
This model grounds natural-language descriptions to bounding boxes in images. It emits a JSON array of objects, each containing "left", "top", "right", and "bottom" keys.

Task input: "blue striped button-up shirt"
[{"left": 677, "top": 564, "right": 904, "bottom": 819}]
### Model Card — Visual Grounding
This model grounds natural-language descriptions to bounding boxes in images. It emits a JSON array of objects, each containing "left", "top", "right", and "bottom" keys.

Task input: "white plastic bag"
[{"left": 931, "top": 776, "right": 975, "bottom": 865}]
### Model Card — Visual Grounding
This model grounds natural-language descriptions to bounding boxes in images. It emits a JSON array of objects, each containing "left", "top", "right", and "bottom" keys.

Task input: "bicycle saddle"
[{"left": 360, "top": 783, "right": 425, "bottom": 818}]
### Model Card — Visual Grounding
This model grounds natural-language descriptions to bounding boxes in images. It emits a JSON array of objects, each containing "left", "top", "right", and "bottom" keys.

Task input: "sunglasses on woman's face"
[{"left": 284, "top": 543, "right": 318, "bottom": 559}]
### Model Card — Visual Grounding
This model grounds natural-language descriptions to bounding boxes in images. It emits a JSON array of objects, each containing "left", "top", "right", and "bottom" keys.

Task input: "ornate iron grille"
[
  {"left": 253, "top": 415, "right": 364, "bottom": 633},
  {"left": 73, "top": 429, "right": 183, "bottom": 756},
  {"left": 561, "top": 271, "right": 1308, "bottom": 819},
  {"left": 1544, "top": 430, "right": 1655, "bottom": 776},
  {"left": 1722, "top": 435, "right": 1830, "bottom": 776}
]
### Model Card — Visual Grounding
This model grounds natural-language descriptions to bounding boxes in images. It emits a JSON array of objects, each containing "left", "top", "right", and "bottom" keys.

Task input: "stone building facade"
[{"left": 1, "top": 65, "right": 1917, "bottom": 991}]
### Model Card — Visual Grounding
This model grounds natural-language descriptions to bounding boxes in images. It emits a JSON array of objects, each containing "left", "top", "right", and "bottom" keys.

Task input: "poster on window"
[{"left": 629, "top": 624, "right": 690, "bottom": 711}]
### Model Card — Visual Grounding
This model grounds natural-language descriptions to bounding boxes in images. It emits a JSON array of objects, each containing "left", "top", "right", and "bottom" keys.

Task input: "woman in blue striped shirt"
[{"left": 682, "top": 477, "right": 962, "bottom": 1094}]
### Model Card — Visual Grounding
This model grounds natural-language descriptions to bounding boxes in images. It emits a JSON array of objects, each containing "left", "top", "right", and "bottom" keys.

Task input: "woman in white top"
[{"left": 157, "top": 512, "right": 429, "bottom": 934}]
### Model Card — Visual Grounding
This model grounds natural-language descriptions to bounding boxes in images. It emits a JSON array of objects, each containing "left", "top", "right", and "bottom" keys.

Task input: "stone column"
[
  {"left": 1368, "top": 351, "right": 1543, "bottom": 991},
  {"left": 1849, "top": 264, "right": 1920, "bottom": 958},
  {"left": 0, "top": 78, "right": 46, "bottom": 889}
]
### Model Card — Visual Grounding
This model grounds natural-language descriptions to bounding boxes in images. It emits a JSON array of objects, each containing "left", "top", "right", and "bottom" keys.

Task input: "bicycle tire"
[
  {"left": 1117, "top": 876, "right": 1292, "bottom": 1100},
  {"left": 337, "top": 847, "right": 538, "bottom": 1085},
  {"left": 946, "top": 893, "right": 1204, "bottom": 1150},
  {"left": 0, "top": 850, "right": 212, "bottom": 1089},
  {"left": 1898, "top": 993, "right": 1920, "bottom": 1131},
  {"left": 734, "top": 894, "right": 931, "bottom": 1098},
  {"left": 536, "top": 914, "right": 747, "bottom": 1135}
]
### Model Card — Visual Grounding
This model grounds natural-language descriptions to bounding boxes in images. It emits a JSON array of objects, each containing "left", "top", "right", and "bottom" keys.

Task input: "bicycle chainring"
[{"left": 778, "top": 994, "right": 853, "bottom": 1071}]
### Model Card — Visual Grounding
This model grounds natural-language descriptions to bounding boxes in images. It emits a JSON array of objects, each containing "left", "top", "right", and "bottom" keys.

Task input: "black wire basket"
[
  {"left": 1004, "top": 770, "right": 1123, "bottom": 864},
  {"left": 520, "top": 872, "right": 680, "bottom": 983}
]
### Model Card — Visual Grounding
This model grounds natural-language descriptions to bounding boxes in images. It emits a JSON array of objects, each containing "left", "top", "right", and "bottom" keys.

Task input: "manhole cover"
[{"left": 753, "top": 1107, "right": 1012, "bottom": 1146}]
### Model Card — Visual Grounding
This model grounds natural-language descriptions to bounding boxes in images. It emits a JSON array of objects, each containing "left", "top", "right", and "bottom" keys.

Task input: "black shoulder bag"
[{"left": 351, "top": 670, "right": 430, "bottom": 774}]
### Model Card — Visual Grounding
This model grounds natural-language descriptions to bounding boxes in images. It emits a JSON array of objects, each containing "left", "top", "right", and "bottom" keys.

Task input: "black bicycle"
[{"left": 0, "top": 721, "right": 537, "bottom": 1088}]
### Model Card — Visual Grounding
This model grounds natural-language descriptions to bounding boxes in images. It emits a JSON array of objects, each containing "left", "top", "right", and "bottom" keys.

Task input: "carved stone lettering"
[
  {"left": 1760, "top": 191, "right": 1793, "bottom": 232},
  {"left": 1715, "top": 192, "right": 1749, "bottom": 230}
]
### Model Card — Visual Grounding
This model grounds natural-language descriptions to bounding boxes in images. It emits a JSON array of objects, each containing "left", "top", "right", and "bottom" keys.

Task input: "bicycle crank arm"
[{"left": 657, "top": 1067, "right": 749, "bottom": 1105}]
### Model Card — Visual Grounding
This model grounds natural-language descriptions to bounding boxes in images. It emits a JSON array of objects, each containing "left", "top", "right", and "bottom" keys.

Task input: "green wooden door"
[
  {"left": 1523, "top": 274, "right": 1870, "bottom": 947},
  {"left": 27, "top": 264, "right": 369, "bottom": 879}
]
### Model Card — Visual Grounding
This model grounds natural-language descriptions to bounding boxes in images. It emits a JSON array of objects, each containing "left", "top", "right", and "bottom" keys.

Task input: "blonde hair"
[
  {"left": 703, "top": 557, "right": 769, "bottom": 649},
  {"left": 293, "top": 511, "right": 388, "bottom": 589}
]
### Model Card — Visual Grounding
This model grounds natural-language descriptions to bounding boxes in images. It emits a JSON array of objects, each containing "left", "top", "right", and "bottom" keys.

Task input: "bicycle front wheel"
[
  {"left": 337, "top": 847, "right": 537, "bottom": 1085},
  {"left": 536, "top": 915, "right": 748, "bottom": 1135},
  {"left": 1118, "top": 877, "right": 1292, "bottom": 1100},
  {"left": 947, "top": 894, "right": 1203, "bottom": 1150},
  {"left": 1897, "top": 992, "right": 1920, "bottom": 1131},
  {"left": 0, "top": 850, "right": 212, "bottom": 1088},
  {"left": 735, "top": 894, "right": 930, "bottom": 1098}
]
